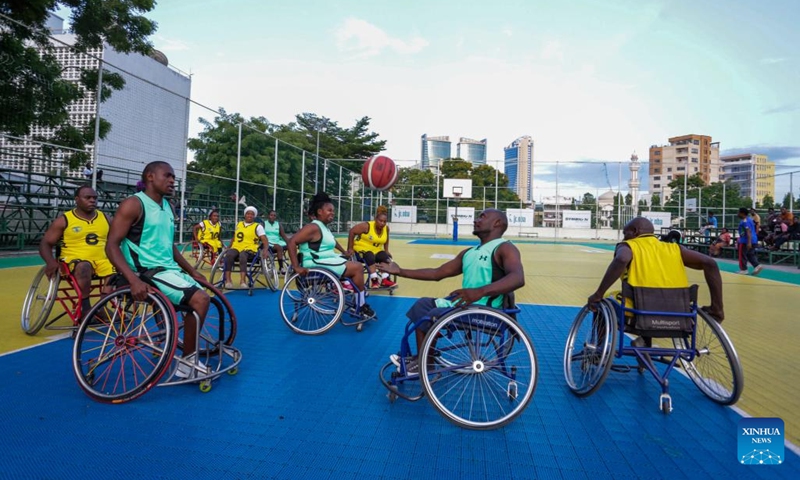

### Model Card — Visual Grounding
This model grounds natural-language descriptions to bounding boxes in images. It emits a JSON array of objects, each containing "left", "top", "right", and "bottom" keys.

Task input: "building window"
[
  {"left": 667, "top": 167, "right": 672, "bottom": 172},
  {"left": 693, "top": 140, "right": 700, "bottom": 145},
  {"left": 667, "top": 176, "right": 672, "bottom": 180},
  {"left": 654, "top": 184, "right": 660, "bottom": 189},
  {"left": 654, "top": 151, "right": 661, "bottom": 156},
  {"left": 691, "top": 157, "right": 698, "bottom": 162},
  {"left": 653, "top": 176, "right": 661, "bottom": 181},
  {"left": 677, "top": 167, "right": 685, "bottom": 171},
  {"left": 691, "top": 148, "right": 698, "bottom": 154}
]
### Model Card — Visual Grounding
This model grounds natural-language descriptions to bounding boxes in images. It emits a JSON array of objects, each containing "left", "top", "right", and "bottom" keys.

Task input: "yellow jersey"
[
  {"left": 198, "top": 219, "right": 222, "bottom": 249},
  {"left": 230, "top": 221, "right": 261, "bottom": 253},
  {"left": 353, "top": 221, "right": 388, "bottom": 254},
  {"left": 60, "top": 209, "right": 109, "bottom": 262},
  {"left": 620, "top": 234, "right": 688, "bottom": 310}
]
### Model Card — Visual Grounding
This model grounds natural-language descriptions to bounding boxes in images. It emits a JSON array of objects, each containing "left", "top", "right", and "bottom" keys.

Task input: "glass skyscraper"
[
  {"left": 456, "top": 138, "right": 487, "bottom": 166},
  {"left": 503, "top": 136, "right": 534, "bottom": 202},
  {"left": 420, "top": 134, "right": 452, "bottom": 169}
]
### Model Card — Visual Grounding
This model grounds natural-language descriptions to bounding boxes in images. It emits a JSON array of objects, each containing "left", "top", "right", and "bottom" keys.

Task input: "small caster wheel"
[
  {"left": 659, "top": 394, "right": 672, "bottom": 414},
  {"left": 228, "top": 367, "right": 238, "bottom": 375},
  {"left": 507, "top": 381, "right": 518, "bottom": 401},
  {"left": 389, "top": 289, "right": 394, "bottom": 296},
  {"left": 199, "top": 380, "right": 212, "bottom": 393},
  {"left": 637, "top": 366, "right": 645, "bottom": 374},
  {"left": 356, "top": 323, "right": 363, "bottom": 332},
  {"left": 390, "top": 371, "right": 399, "bottom": 379},
  {"left": 387, "top": 391, "right": 397, "bottom": 403},
  {"left": 248, "top": 290, "right": 253, "bottom": 297}
]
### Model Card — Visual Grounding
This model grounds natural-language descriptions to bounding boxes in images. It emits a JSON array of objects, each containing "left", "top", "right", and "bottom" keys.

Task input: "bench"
[{"left": 519, "top": 229, "right": 538, "bottom": 238}]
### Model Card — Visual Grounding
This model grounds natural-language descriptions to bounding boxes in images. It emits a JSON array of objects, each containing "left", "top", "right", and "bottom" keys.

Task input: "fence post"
[
  {"left": 90, "top": 60, "right": 103, "bottom": 191},
  {"left": 300, "top": 151, "right": 306, "bottom": 228},
  {"left": 337, "top": 165, "right": 343, "bottom": 233},
  {"left": 273, "top": 138, "right": 278, "bottom": 210},
  {"left": 234, "top": 123, "right": 242, "bottom": 226}
]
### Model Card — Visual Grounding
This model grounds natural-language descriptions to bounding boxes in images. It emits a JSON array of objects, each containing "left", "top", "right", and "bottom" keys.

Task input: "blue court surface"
[{"left": 1, "top": 293, "right": 797, "bottom": 480}]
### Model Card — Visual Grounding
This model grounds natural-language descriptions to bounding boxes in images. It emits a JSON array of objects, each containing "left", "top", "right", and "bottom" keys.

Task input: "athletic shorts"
[
  {"left": 146, "top": 269, "right": 201, "bottom": 306},
  {"left": 302, "top": 255, "right": 347, "bottom": 278},
  {"left": 63, "top": 257, "right": 115, "bottom": 278}
]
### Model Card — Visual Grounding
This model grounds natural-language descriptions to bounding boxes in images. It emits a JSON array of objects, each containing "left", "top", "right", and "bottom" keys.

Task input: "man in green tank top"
[
  {"left": 106, "top": 161, "right": 211, "bottom": 379},
  {"left": 378, "top": 209, "right": 525, "bottom": 375}
]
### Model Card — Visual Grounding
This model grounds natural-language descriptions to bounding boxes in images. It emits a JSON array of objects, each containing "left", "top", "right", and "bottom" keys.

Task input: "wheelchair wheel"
[
  {"left": 264, "top": 254, "right": 279, "bottom": 292},
  {"left": 72, "top": 288, "right": 177, "bottom": 403},
  {"left": 672, "top": 309, "right": 743, "bottom": 405},
  {"left": 21, "top": 266, "right": 59, "bottom": 335},
  {"left": 279, "top": 269, "right": 344, "bottom": 335},
  {"left": 193, "top": 243, "right": 206, "bottom": 269},
  {"left": 563, "top": 300, "right": 617, "bottom": 397},
  {"left": 419, "top": 307, "right": 538, "bottom": 430},
  {"left": 209, "top": 253, "right": 225, "bottom": 288}
]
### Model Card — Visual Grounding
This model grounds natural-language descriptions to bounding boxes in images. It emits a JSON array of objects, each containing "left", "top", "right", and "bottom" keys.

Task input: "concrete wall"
[{"left": 388, "top": 223, "right": 622, "bottom": 241}]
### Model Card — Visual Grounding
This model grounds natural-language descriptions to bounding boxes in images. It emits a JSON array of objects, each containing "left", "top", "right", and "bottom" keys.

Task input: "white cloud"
[
  {"left": 154, "top": 35, "right": 190, "bottom": 52},
  {"left": 760, "top": 57, "right": 786, "bottom": 64},
  {"left": 540, "top": 40, "right": 564, "bottom": 62},
  {"left": 334, "top": 18, "right": 428, "bottom": 58}
]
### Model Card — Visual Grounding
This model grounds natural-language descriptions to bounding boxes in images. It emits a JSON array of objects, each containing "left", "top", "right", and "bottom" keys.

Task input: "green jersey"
[
  {"left": 264, "top": 220, "right": 285, "bottom": 246},
  {"left": 436, "top": 238, "right": 508, "bottom": 308},
  {"left": 122, "top": 192, "right": 179, "bottom": 272}
]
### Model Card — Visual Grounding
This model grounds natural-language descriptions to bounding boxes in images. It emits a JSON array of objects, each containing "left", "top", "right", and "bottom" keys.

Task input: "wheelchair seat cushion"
[{"left": 622, "top": 284, "right": 697, "bottom": 338}]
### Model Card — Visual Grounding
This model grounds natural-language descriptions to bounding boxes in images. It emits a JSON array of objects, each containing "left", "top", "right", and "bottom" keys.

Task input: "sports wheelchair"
[
  {"left": 21, "top": 262, "right": 105, "bottom": 336},
  {"left": 379, "top": 298, "right": 538, "bottom": 430},
  {"left": 563, "top": 284, "right": 744, "bottom": 414},
  {"left": 350, "top": 252, "right": 398, "bottom": 296},
  {"left": 279, "top": 267, "right": 377, "bottom": 334},
  {"left": 72, "top": 275, "right": 241, "bottom": 403},
  {"left": 186, "top": 241, "right": 224, "bottom": 270},
  {"left": 209, "top": 246, "right": 279, "bottom": 295}
]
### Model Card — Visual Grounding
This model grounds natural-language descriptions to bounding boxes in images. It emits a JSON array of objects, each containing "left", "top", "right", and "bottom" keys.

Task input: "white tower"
[{"left": 628, "top": 152, "right": 640, "bottom": 214}]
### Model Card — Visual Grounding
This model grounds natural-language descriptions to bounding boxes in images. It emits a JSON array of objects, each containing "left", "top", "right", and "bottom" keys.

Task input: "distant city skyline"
[{"left": 54, "top": 0, "right": 799, "bottom": 201}]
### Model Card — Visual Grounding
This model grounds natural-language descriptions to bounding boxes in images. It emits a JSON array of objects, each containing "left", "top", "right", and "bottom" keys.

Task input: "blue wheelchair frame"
[
  {"left": 380, "top": 302, "right": 538, "bottom": 429},
  {"left": 565, "top": 288, "right": 743, "bottom": 414},
  {"left": 210, "top": 246, "right": 275, "bottom": 295}
]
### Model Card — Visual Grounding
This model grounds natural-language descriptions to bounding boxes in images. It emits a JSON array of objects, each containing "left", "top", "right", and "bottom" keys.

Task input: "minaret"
[{"left": 628, "top": 151, "right": 640, "bottom": 214}]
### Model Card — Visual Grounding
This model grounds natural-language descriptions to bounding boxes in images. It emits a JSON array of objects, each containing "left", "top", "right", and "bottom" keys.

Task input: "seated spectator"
[
  {"left": 780, "top": 206, "right": 794, "bottom": 226},
  {"left": 709, "top": 228, "right": 732, "bottom": 257},
  {"left": 772, "top": 218, "right": 800, "bottom": 250},
  {"left": 766, "top": 208, "right": 779, "bottom": 230},
  {"left": 699, "top": 212, "right": 718, "bottom": 236},
  {"left": 765, "top": 221, "right": 787, "bottom": 247},
  {"left": 749, "top": 208, "right": 761, "bottom": 231}
]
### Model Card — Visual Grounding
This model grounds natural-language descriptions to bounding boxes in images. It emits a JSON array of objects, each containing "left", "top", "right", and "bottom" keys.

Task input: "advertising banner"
[
  {"left": 562, "top": 210, "right": 592, "bottom": 229},
  {"left": 506, "top": 208, "right": 534, "bottom": 227},
  {"left": 391, "top": 205, "right": 417, "bottom": 224},
  {"left": 641, "top": 211, "right": 672, "bottom": 229},
  {"left": 447, "top": 207, "right": 475, "bottom": 225}
]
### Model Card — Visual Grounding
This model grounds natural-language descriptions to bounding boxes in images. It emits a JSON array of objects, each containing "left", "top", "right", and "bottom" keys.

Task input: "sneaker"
[
  {"left": 239, "top": 282, "right": 248, "bottom": 289},
  {"left": 174, "top": 354, "right": 208, "bottom": 379},
  {"left": 342, "top": 282, "right": 355, "bottom": 291},
  {"left": 736, "top": 270, "right": 749, "bottom": 275},
  {"left": 389, "top": 353, "right": 415, "bottom": 368},
  {"left": 380, "top": 278, "right": 396, "bottom": 288},
  {"left": 360, "top": 303, "right": 376, "bottom": 319},
  {"left": 224, "top": 281, "right": 234, "bottom": 289},
  {"left": 404, "top": 358, "right": 419, "bottom": 377},
  {"left": 752, "top": 265, "right": 763, "bottom": 276},
  {"left": 370, "top": 278, "right": 380, "bottom": 289}
]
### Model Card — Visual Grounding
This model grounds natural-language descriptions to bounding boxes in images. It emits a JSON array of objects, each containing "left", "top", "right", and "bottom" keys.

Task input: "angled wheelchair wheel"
[
  {"left": 420, "top": 306, "right": 538, "bottom": 430},
  {"left": 673, "top": 309, "right": 744, "bottom": 405},
  {"left": 196, "top": 282, "right": 237, "bottom": 354},
  {"left": 264, "top": 255, "right": 279, "bottom": 292},
  {"left": 192, "top": 242, "right": 205, "bottom": 269},
  {"left": 72, "top": 288, "right": 177, "bottom": 403},
  {"left": 21, "top": 266, "right": 59, "bottom": 335},
  {"left": 563, "top": 300, "right": 617, "bottom": 397},
  {"left": 279, "top": 269, "right": 344, "bottom": 335},
  {"left": 209, "top": 253, "right": 225, "bottom": 289}
]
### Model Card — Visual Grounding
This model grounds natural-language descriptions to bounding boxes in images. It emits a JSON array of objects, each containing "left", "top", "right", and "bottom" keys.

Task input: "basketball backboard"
[{"left": 443, "top": 179, "right": 472, "bottom": 199}]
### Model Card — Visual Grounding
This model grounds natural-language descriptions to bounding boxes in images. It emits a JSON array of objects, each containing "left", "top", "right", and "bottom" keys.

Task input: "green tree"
[
  {"left": 760, "top": 194, "right": 775, "bottom": 209},
  {"left": 781, "top": 192, "right": 795, "bottom": 209},
  {"left": 0, "top": 0, "right": 157, "bottom": 167},
  {"left": 651, "top": 193, "right": 661, "bottom": 208}
]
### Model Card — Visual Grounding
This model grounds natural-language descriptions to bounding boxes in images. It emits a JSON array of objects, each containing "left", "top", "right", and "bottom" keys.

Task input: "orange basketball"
[{"left": 362, "top": 155, "right": 398, "bottom": 191}]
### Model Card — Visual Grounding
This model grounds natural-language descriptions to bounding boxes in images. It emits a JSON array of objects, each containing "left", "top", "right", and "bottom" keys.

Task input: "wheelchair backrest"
[{"left": 621, "top": 283, "right": 697, "bottom": 337}]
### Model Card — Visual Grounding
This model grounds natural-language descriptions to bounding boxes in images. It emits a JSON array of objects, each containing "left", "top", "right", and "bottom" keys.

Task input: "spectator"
[
  {"left": 96, "top": 169, "right": 104, "bottom": 182},
  {"left": 779, "top": 206, "right": 794, "bottom": 226},
  {"left": 736, "top": 207, "right": 762, "bottom": 275},
  {"left": 749, "top": 208, "right": 761, "bottom": 231},
  {"left": 709, "top": 228, "right": 732, "bottom": 257},
  {"left": 83, "top": 162, "right": 93, "bottom": 179},
  {"left": 766, "top": 208, "right": 779, "bottom": 229},
  {"left": 772, "top": 218, "right": 800, "bottom": 250},
  {"left": 699, "top": 211, "right": 718, "bottom": 236}
]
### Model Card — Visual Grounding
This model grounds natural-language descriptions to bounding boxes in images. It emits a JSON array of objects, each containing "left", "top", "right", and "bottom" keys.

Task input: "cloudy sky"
[{"left": 61, "top": 0, "right": 800, "bottom": 200}]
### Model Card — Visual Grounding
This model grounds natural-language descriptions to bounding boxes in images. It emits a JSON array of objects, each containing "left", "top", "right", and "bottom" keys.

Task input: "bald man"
[
  {"left": 588, "top": 217, "right": 724, "bottom": 325},
  {"left": 378, "top": 209, "right": 525, "bottom": 376}
]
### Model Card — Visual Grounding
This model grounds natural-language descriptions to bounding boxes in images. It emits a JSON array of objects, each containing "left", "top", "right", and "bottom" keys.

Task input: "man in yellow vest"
[
  {"left": 39, "top": 185, "right": 115, "bottom": 318},
  {"left": 588, "top": 217, "right": 724, "bottom": 325}
]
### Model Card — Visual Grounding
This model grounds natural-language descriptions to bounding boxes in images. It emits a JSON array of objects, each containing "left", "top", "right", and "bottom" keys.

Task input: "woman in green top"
[{"left": 287, "top": 192, "right": 374, "bottom": 319}]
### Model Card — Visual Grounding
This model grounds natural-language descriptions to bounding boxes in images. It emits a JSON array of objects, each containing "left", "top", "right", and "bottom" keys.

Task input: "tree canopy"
[{"left": 0, "top": 0, "right": 157, "bottom": 167}]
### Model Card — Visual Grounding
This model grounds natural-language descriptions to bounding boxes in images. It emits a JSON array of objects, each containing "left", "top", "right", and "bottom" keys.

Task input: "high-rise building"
[
  {"left": 420, "top": 134, "right": 451, "bottom": 169},
  {"left": 720, "top": 153, "right": 775, "bottom": 205},
  {"left": 456, "top": 137, "right": 487, "bottom": 166},
  {"left": 648, "top": 134, "right": 720, "bottom": 200},
  {"left": 0, "top": 14, "right": 192, "bottom": 182},
  {"left": 503, "top": 136, "right": 533, "bottom": 202}
]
